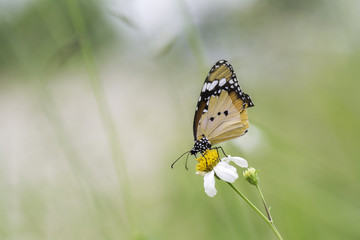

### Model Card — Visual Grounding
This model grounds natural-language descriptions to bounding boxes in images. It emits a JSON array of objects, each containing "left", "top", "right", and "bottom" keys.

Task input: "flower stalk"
[
  {"left": 227, "top": 182, "right": 283, "bottom": 240},
  {"left": 256, "top": 185, "right": 272, "bottom": 221}
]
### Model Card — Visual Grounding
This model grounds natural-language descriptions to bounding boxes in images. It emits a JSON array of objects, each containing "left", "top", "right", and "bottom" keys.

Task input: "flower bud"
[{"left": 243, "top": 167, "right": 259, "bottom": 186}]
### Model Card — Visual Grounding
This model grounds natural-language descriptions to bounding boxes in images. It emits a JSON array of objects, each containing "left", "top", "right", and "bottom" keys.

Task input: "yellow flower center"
[{"left": 196, "top": 149, "right": 220, "bottom": 173}]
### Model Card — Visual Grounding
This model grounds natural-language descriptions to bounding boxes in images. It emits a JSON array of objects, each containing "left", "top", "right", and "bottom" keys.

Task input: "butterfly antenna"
[
  {"left": 171, "top": 151, "right": 190, "bottom": 169},
  {"left": 184, "top": 151, "right": 191, "bottom": 170}
]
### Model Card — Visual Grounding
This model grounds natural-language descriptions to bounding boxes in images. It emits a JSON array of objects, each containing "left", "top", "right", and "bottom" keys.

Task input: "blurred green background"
[{"left": 1, "top": 0, "right": 359, "bottom": 239}]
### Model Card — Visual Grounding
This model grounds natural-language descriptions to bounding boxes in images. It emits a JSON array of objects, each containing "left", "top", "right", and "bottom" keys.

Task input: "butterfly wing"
[{"left": 193, "top": 60, "right": 254, "bottom": 145}]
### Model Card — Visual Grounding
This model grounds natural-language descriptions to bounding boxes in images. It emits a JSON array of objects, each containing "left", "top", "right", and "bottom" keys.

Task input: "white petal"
[
  {"left": 214, "top": 162, "right": 238, "bottom": 183},
  {"left": 222, "top": 156, "right": 248, "bottom": 168},
  {"left": 204, "top": 171, "right": 217, "bottom": 197},
  {"left": 222, "top": 155, "right": 232, "bottom": 163}
]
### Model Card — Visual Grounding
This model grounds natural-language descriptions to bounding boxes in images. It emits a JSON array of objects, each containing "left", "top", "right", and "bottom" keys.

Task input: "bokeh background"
[{"left": 1, "top": 0, "right": 359, "bottom": 239}]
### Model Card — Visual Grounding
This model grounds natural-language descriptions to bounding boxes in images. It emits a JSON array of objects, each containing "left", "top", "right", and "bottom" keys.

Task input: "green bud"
[{"left": 243, "top": 167, "right": 259, "bottom": 186}]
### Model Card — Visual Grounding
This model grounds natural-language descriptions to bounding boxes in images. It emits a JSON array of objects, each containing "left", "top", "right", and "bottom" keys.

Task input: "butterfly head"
[{"left": 190, "top": 136, "right": 212, "bottom": 156}]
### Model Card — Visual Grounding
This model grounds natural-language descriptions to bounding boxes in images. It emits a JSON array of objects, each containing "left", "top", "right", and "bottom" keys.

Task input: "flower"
[
  {"left": 243, "top": 167, "right": 259, "bottom": 186},
  {"left": 196, "top": 149, "right": 248, "bottom": 197}
]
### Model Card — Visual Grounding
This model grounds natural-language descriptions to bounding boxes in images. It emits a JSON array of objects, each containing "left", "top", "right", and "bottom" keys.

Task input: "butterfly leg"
[
  {"left": 217, "top": 146, "right": 228, "bottom": 158},
  {"left": 200, "top": 152, "right": 209, "bottom": 168},
  {"left": 213, "top": 147, "right": 221, "bottom": 162}
]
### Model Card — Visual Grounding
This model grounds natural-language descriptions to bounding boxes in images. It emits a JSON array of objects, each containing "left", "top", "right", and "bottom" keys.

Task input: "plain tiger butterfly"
[{"left": 172, "top": 59, "right": 254, "bottom": 168}]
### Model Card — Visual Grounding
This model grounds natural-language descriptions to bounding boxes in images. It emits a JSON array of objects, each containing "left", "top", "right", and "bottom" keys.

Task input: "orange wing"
[{"left": 193, "top": 60, "right": 254, "bottom": 144}]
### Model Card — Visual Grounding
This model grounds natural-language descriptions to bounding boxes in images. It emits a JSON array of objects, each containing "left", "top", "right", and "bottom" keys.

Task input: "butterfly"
[{"left": 172, "top": 59, "right": 254, "bottom": 168}]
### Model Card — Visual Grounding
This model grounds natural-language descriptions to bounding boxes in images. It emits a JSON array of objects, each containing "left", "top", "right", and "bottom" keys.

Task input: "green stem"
[
  {"left": 256, "top": 185, "right": 272, "bottom": 221},
  {"left": 227, "top": 182, "right": 283, "bottom": 240},
  {"left": 256, "top": 185, "right": 282, "bottom": 239}
]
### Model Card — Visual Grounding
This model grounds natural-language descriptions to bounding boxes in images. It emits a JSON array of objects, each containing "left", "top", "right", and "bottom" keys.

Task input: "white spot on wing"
[
  {"left": 229, "top": 79, "right": 234, "bottom": 84},
  {"left": 219, "top": 78, "right": 226, "bottom": 86},
  {"left": 207, "top": 80, "right": 218, "bottom": 91},
  {"left": 206, "top": 82, "right": 211, "bottom": 90},
  {"left": 202, "top": 84, "right": 207, "bottom": 92}
]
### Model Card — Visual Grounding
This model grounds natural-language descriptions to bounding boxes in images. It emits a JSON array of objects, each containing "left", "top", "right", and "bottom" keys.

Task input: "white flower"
[{"left": 196, "top": 151, "right": 248, "bottom": 197}]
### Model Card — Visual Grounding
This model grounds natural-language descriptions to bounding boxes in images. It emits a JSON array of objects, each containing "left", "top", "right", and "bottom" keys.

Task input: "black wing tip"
[
  {"left": 215, "top": 59, "right": 229, "bottom": 65},
  {"left": 244, "top": 93, "right": 255, "bottom": 107}
]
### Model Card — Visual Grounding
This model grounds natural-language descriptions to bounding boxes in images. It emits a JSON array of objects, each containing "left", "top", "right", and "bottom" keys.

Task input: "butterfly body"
[
  {"left": 190, "top": 135, "right": 211, "bottom": 155},
  {"left": 190, "top": 60, "right": 254, "bottom": 156}
]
